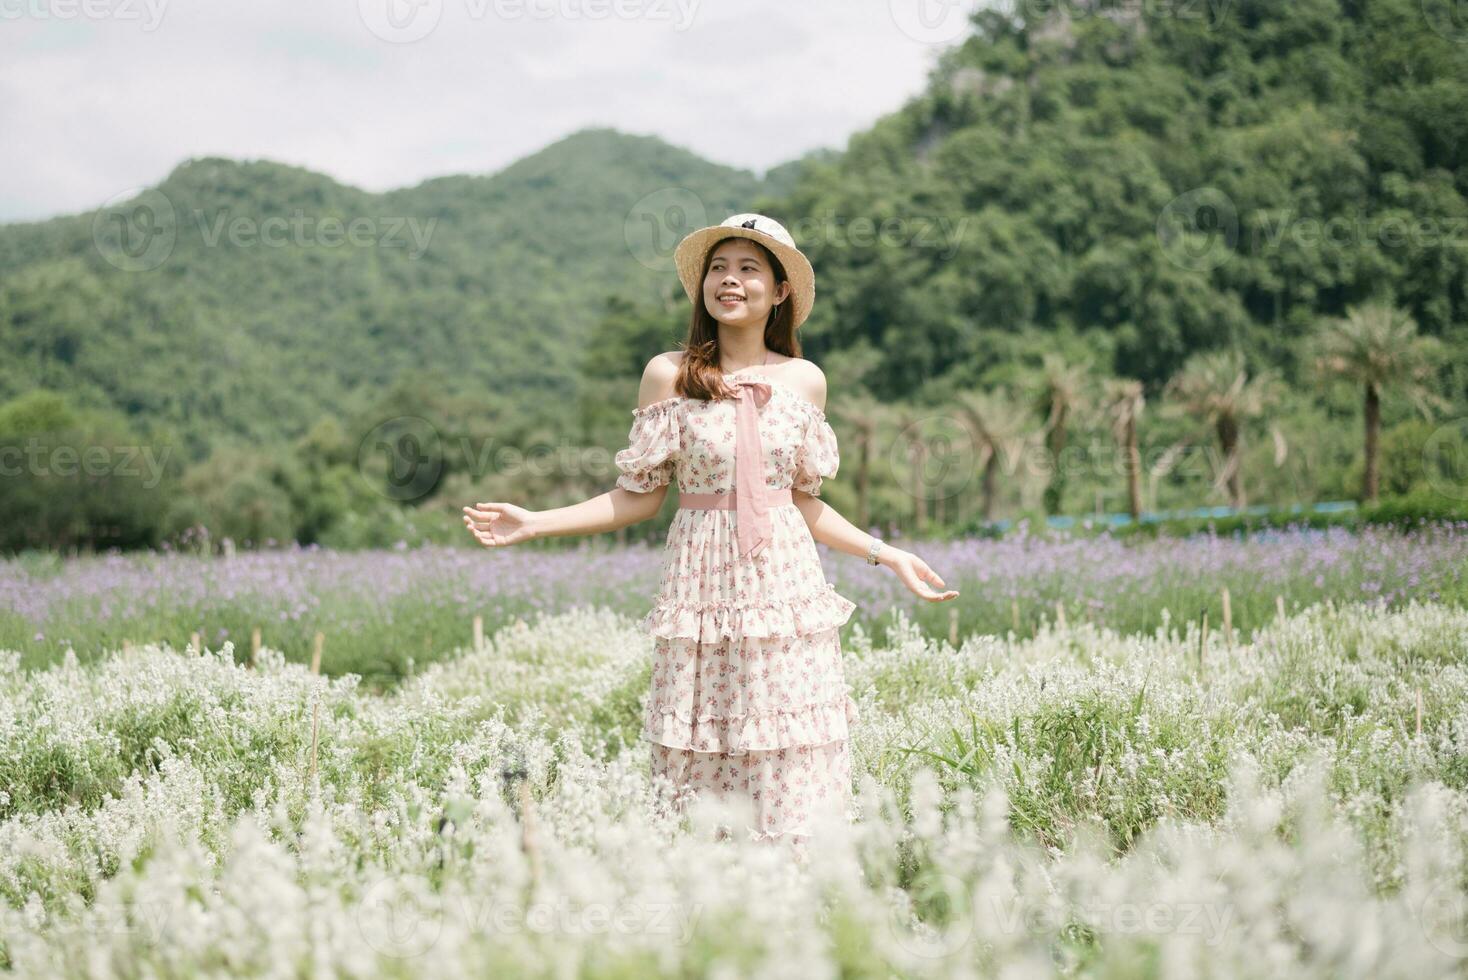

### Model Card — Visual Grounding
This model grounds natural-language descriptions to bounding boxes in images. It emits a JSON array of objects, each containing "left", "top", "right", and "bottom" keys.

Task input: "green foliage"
[{"left": 3, "top": 2, "right": 1468, "bottom": 551}]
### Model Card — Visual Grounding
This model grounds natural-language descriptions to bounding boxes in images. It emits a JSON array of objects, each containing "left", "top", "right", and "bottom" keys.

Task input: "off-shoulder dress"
[{"left": 613, "top": 358, "right": 860, "bottom": 843}]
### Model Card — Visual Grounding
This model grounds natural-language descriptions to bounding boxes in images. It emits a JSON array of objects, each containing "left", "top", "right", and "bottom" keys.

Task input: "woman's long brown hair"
[{"left": 673, "top": 237, "right": 802, "bottom": 403}]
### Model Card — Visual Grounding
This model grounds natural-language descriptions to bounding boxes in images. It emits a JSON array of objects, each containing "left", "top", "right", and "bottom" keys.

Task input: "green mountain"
[
  {"left": 0, "top": 127, "right": 773, "bottom": 459},
  {"left": 779, "top": 0, "right": 1468, "bottom": 403},
  {"left": 3, "top": 0, "right": 1467, "bottom": 553}
]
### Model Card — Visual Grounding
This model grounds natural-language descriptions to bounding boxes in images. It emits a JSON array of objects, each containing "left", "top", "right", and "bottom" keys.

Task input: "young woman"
[{"left": 462, "top": 213, "right": 958, "bottom": 859}]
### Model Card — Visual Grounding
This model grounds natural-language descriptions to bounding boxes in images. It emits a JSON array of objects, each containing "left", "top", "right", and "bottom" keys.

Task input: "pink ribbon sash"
[{"left": 677, "top": 377, "right": 782, "bottom": 559}]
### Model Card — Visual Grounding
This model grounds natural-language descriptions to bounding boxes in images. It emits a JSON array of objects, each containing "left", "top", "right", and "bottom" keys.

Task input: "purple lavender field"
[{"left": 4, "top": 523, "right": 1465, "bottom": 685}]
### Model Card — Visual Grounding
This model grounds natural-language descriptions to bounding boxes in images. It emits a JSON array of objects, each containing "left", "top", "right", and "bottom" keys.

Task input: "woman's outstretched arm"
[
  {"left": 466, "top": 354, "right": 681, "bottom": 548},
  {"left": 793, "top": 491, "right": 959, "bottom": 602},
  {"left": 463, "top": 484, "right": 669, "bottom": 548}
]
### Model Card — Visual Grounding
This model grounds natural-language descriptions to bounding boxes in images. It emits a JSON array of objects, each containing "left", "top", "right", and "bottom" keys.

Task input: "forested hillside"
[
  {"left": 0, "top": 128, "right": 773, "bottom": 457},
  {"left": 783, "top": 0, "right": 1467, "bottom": 403},
  {"left": 3, "top": 0, "right": 1465, "bottom": 552}
]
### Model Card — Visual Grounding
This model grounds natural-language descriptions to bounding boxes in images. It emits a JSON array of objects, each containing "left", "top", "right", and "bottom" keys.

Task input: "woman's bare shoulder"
[
  {"left": 776, "top": 357, "right": 828, "bottom": 414},
  {"left": 633, "top": 351, "right": 683, "bottom": 411}
]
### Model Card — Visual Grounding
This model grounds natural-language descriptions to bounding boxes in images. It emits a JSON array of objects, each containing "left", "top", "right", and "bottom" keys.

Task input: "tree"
[
  {"left": 956, "top": 388, "right": 1036, "bottom": 522},
  {"left": 1104, "top": 378, "right": 1146, "bottom": 520},
  {"left": 1032, "top": 353, "right": 1092, "bottom": 516},
  {"left": 1164, "top": 350, "right": 1280, "bottom": 509},
  {"left": 1307, "top": 302, "right": 1448, "bottom": 505}
]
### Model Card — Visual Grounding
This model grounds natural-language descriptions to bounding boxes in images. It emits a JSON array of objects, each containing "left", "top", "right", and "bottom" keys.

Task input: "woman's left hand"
[{"left": 880, "top": 547, "right": 960, "bottom": 602}]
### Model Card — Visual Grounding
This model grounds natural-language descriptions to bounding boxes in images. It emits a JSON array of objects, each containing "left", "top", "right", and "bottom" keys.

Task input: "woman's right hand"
[{"left": 462, "top": 501, "right": 540, "bottom": 548}]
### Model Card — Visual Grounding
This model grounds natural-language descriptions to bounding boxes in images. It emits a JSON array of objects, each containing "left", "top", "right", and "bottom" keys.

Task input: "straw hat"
[{"left": 673, "top": 213, "right": 816, "bottom": 329}]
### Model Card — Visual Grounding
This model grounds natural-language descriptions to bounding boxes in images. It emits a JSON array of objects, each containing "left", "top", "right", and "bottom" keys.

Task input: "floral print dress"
[{"left": 614, "top": 364, "right": 860, "bottom": 844}]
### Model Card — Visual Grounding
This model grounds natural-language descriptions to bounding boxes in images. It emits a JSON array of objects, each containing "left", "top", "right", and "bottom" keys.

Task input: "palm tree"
[
  {"left": 1103, "top": 377, "right": 1146, "bottom": 520},
  {"left": 1033, "top": 353, "right": 1092, "bottom": 516},
  {"left": 1308, "top": 302, "right": 1448, "bottom": 504},
  {"left": 1164, "top": 350, "right": 1280, "bottom": 509},
  {"left": 957, "top": 388, "right": 1036, "bottom": 522},
  {"left": 830, "top": 393, "right": 891, "bottom": 533}
]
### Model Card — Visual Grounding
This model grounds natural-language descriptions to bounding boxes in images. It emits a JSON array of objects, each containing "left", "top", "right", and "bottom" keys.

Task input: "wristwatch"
[{"left": 865, "top": 538, "right": 884, "bottom": 565}]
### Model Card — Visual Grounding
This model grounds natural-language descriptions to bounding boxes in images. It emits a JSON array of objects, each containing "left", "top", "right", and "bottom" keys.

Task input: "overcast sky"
[{"left": 0, "top": 0, "right": 983, "bottom": 224}]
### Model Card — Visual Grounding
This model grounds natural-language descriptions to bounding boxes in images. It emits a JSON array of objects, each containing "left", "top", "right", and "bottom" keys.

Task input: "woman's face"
[{"left": 703, "top": 238, "right": 790, "bottom": 328}]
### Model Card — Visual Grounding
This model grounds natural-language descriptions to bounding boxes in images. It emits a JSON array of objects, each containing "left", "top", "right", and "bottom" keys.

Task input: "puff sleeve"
[
  {"left": 792, "top": 409, "right": 839, "bottom": 497},
  {"left": 614, "top": 400, "right": 681, "bottom": 493}
]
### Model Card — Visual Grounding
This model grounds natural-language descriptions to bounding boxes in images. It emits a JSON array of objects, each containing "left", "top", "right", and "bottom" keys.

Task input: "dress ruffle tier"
[
  {"left": 640, "top": 582, "right": 857, "bottom": 640},
  {"left": 646, "top": 694, "right": 861, "bottom": 755}
]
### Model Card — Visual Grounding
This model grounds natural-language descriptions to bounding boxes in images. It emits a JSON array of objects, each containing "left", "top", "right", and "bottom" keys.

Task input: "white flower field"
[{"left": 3, "top": 594, "right": 1467, "bottom": 976}]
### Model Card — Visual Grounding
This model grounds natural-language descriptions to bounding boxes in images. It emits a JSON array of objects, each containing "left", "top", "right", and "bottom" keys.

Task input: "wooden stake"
[
  {"left": 473, "top": 615, "right": 484, "bottom": 651},
  {"left": 1199, "top": 612, "right": 1209, "bottom": 674},
  {"left": 948, "top": 607, "right": 959, "bottom": 647},
  {"left": 1275, "top": 595, "right": 1285, "bottom": 621},
  {"left": 311, "top": 632, "right": 324, "bottom": 675},
  {"left": 519, "top": 778, "right": 541, "bottom": 885},
  {"left": 1055, "top": 601, "right": 1067, "bottom": 632},
  {"left": 308, "top": 696, "right": 321, "bottom": 787},
  {"left": 1221, "top": 587, "right": 1233, "bottom": 649},
  {"left": 1416, "top": 689, "right": 1423, "bottom": 739},
  {"left": 250, "top": 627, "right": 261, "bottom": 669},
  {"left": 1012, "top": 599, "right": 1021, "bottom": 635},
  {"left": 190, "top": 631, "right": 201, "bottom": 654}
]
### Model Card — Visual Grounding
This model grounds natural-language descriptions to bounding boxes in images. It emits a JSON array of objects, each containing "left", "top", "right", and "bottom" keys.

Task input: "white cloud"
[{"left": 0, "top": 0, "right": 959, "bottom": 222}]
